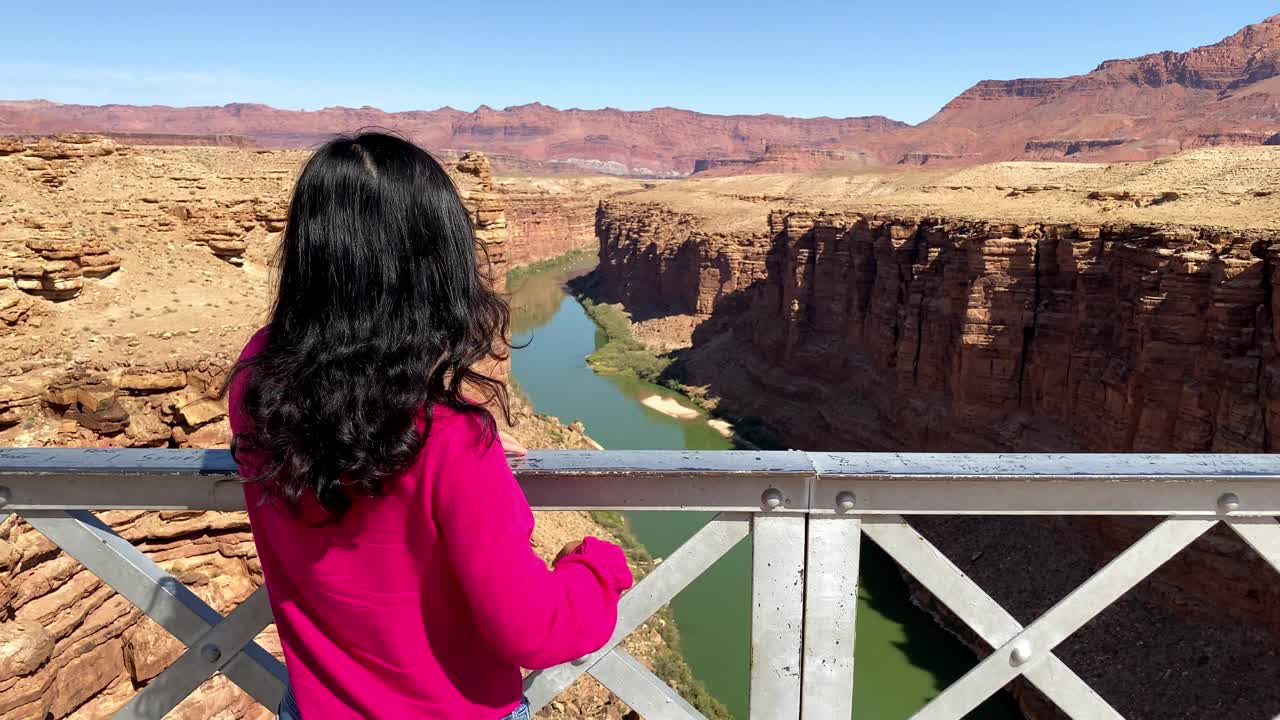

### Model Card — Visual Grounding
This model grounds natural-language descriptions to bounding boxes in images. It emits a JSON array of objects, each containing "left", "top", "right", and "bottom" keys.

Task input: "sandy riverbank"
[{"left": 641, "top": 394, "right": 700, "bottom": 419}]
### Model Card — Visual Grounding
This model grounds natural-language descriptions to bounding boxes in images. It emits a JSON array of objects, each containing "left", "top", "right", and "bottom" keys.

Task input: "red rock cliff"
[
  {"left": 504, "top": 189, "right": 599, "bottom": 267},
  {"left": 597, "top": 207, "right": 1277, "bottom": 453},
  {"left": 592, "top": 200, "right": 1280, "bottom": 718}
]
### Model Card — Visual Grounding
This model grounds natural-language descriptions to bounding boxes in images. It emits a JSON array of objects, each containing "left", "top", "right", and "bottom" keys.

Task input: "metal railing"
[{"left": 2, "top": 449, "right": 1279, "bottom": 719}]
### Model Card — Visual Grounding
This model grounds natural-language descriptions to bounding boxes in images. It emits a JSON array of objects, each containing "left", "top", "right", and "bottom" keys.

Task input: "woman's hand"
[
  {"left": 498, "top": 429, "right": 527, "bottom": 458},
  {"left": 554, "top": 540, "right": 583, "bottom": 564}
]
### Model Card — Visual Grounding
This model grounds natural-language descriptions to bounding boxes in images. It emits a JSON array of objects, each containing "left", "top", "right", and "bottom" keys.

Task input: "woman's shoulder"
[
  {"left": 425, "top": 402, "right": 499, "bottom": 455},
  {"left": 228, "top": 326, "right": 270, "bottom": 432},
  {"left": 238, "top": 325, "right": 271, "bottom": 362}
]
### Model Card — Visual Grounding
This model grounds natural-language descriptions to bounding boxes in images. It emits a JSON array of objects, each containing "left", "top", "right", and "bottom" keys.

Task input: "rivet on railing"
[
  {"left": 0, "top": 486, "right": 10, "bottom": 508},
  {"left": 1009, "top": 640, "right": 1033, "bottom": 666},
  {"left": 761, "top": 488, "right": 784, "bottom": 510},
  {"left": 836, "top": 491, "right": 856, "bottom": 512},
  {"left": 200, "top": 643, "right": 222, "bottom": 664},
  {"left": 1217, "top": 492, "right": 1241, "bottom": 514}
]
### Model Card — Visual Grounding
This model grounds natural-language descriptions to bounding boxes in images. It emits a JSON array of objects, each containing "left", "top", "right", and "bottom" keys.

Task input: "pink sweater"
[{"left": 229, "top": 330, "right": 632, "bottom": 719}]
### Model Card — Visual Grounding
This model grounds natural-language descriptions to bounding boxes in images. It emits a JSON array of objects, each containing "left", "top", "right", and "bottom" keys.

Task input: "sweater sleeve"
[{"left": 430, "top": 417, "right": 633, "bottom": 670}]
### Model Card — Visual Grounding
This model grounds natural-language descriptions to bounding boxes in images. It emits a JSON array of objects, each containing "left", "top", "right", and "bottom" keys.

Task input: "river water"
[{"left": 508, "top": 259, "right": 1019, "bottom": 720}]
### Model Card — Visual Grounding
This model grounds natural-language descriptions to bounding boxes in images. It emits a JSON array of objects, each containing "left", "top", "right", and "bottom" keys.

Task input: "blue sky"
[{"left": 2, "top": 2, "right": 1276, "bottom": 124}]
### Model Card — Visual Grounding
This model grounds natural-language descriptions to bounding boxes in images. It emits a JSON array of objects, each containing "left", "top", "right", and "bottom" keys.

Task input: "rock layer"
[{"left": 504, "top": 188, "right": 598, "bottom": 266}]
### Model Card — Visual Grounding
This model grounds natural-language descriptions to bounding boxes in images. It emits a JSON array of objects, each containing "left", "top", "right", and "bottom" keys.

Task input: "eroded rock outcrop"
[
  {"left": 1022, "top": 138, "right": 1133, "bottom": 159},
  {"left": 0, "top": 138, "right": 123, "bottom": 304},
  {"left": 174, "top": 198, "right": 287, "bottom": 266},
  {"left": 0, "top": 348, "right": 237, "bottom": 444},
  {"left": 14, "top": 219, "right": 121, "bottom": 300},
  {"left": 3, "top": 135, "right": 118, "bottom": 189},
  {"left": 454, "top": 152, "right": 510, "bottom": 289}
]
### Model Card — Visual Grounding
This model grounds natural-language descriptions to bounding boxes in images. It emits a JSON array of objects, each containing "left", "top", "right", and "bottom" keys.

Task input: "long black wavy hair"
[{"left": 229, "top": 131, "right": 511, "bottom": 518}]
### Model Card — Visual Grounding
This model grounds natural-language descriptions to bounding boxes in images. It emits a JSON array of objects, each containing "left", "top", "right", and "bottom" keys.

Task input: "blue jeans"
[
  {"left": 276, "top": 687, "right": 301, "bottom": 720},
  {"left": 276, "top": 686, "right": 532, "bottom": 719}
]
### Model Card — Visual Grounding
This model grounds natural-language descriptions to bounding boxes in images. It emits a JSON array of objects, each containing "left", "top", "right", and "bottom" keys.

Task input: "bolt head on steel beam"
[
  {"left": 200, "top": 643, "right": 223, "bottom": 663},
  {"left": 761, "top": 488, "right": 784, "bottom": 510},
  {"left": 836, "top": 491, "right": 856, "bottom": 512},
  {"left": 1009, "top": 640, "right": 1033, "bottom": 666},
  {"left": 1218, "top": 492, "right": 1241, "bottom": 513}
]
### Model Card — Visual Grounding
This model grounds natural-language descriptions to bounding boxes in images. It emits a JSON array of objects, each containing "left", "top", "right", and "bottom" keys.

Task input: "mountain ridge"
[{"left": 6, "top": 13, "right": 1280, "bottom": 173}]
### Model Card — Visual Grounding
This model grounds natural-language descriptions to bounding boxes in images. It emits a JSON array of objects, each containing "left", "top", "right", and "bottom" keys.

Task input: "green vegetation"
[
  {"left": 576, "top": 297, "right": 673, "bottom": 382},
  {"left": 572, "top": 291, "right": 786, "bottom": 453},
  {"left": 591, "top": 511, "right": 733, "bottom": 720},
  {"left": 505, "top": 248, "right": 597, "bottom": 291}
]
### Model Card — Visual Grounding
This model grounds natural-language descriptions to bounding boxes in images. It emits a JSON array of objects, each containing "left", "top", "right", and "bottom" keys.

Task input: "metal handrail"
[
  {"left": 3, "top": 449, "right": 1279, "bottom": 720},
  {"left": 3, "top": 448, "right": 1278, "bottom": 514}
]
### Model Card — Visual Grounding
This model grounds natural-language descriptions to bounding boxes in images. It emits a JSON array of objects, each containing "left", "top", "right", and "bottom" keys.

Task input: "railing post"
[
  {"left": 750, "top": 511, "right": 806, "bottom": 720},
  {"left": 801, "top": 514, "right": 861, "bottom": 720}
]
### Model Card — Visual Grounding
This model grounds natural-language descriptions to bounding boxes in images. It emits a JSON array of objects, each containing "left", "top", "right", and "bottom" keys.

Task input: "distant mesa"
[
  {"left": 4, "top": 13, "right": 1280, "bottom": 173},
  {"left": 897, "top": 151, "right": 977, "bottom": 166},
  {"left": 100, "top": 132, "right": 257, "bottom": 148},
  {"left": 1022, "top": 138, "right": 1133, "bottom": 158},
  {"left": 692, "top": 144, "right": 876, "bottom": 176}
]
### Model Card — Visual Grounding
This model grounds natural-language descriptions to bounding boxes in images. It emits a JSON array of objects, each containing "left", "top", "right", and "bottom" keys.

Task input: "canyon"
[
  {"left": 10, "top": 14, "right": 1280, "bottom": 174},
  {"left": 5, "top": 129, "right": 1280, "bottom": 718},
  {"left": 586, "top": 146, "right": 1280, "bottom": 718},
  {"left": 8, "top": 13, "right": 1280, "bottom": 709}
]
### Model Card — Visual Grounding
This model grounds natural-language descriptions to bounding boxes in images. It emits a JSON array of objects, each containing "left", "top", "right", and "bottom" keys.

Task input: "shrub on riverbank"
[
  {"left": 577, "top": 298, "right": 673, "bottom": 382},
  {"left": 572, "top": 291, "right": 787, "bottom": 451}
]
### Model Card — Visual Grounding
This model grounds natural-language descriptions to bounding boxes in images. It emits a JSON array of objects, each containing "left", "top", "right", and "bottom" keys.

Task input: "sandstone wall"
[
  {"left": 596, "top": 205, "right": 1278, "bottom": 454},
  {"left": 452, "top": 151, "right": 509, "bottom": 290},
  {"left": 592, "top": 201, "right": 1280, "bottom": 719},
  {"left": 505, "top": 190, "right": 597, "bottom": 268}
]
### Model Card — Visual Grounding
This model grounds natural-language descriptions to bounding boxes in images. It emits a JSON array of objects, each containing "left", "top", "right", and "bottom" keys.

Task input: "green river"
[{"left": 508, "top": 258, "right": 1020, "bottom": 720}]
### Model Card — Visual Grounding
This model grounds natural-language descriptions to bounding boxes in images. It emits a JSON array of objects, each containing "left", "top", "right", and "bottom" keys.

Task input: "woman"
[{"left": 228, "top": 131, "right": 632, "bottom": 719}]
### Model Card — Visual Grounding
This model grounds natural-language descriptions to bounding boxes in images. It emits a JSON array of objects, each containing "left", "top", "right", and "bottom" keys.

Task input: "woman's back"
[
  {"left": 233, "top": 328, "right": 629, "bottom": 719},
  {"left": 227, "top": 133, "right": 631, "bottom": 719}
]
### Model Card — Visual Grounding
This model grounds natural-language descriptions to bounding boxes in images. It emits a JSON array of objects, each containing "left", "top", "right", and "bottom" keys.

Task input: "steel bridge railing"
[{"left": 2, "top": 449, "right": 1279, "bottom": 719}]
